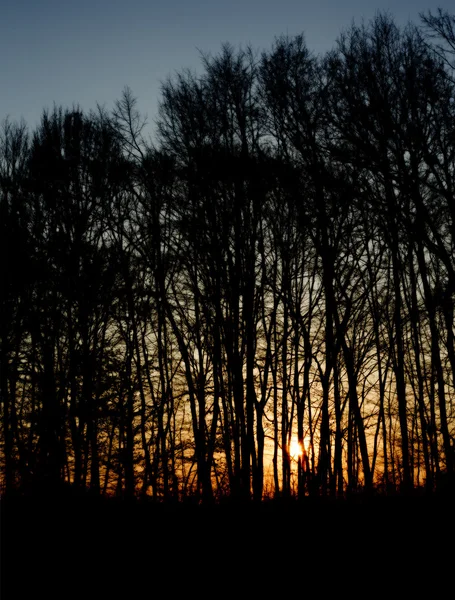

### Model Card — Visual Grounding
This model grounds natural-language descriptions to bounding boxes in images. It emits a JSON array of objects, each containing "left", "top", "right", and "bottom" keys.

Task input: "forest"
[{"left": 1, "top": 9, "right": 455, "bottom": 504}]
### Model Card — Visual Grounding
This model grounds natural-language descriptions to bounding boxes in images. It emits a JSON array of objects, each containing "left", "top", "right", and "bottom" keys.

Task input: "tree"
[{"left": 421, "top": 8, "right": 455, "bottom": 72}]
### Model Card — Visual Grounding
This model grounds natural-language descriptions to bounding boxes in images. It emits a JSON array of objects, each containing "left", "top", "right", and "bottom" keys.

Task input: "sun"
[{"left": 289, "top": 438, "right": 304, "bottom": 459}]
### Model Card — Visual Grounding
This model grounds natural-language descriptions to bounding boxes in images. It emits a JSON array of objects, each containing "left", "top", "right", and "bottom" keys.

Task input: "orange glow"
[{"left": 289, "top": 438, "right": 304, "bottom": 459}]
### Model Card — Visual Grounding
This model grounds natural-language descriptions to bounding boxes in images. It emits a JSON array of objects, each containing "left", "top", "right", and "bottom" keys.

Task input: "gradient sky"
[{"left": 1, "top": 0, "right": 453, "bottom": 136}]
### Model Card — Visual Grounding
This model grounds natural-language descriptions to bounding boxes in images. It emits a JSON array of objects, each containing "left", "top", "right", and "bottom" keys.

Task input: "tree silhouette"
[{"left": 1, "top": 12, "right": 454, "bottom": 504}]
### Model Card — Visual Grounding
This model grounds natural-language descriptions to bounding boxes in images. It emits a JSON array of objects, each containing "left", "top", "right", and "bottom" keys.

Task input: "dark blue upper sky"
[{"left": 1, "top": 0, "right": 453, "bottom": 134}]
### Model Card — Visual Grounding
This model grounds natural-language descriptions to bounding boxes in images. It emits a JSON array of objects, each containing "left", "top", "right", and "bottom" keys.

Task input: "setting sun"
[{"left": 289, "top": 438, "right": 304, "bottom": 459}]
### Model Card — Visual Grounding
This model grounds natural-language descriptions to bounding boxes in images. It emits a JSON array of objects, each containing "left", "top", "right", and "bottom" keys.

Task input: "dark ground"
[{"left": 1, "top": 490, "right": 453, "bottom": 598}]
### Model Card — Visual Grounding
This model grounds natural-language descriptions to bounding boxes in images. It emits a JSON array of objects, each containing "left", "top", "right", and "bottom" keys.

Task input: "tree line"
[{"left": 1, "top": 10, "right": 454, "bottom": 501}]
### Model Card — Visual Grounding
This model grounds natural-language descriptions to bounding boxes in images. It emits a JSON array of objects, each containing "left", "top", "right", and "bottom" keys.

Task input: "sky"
[{"left": 1, "top": 0, "right": 453, "bottom": 137}]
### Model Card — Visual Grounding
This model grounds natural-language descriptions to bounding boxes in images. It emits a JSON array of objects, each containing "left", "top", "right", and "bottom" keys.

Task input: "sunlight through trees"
[{"left": 1, "top": 10, "right": 454, "bottom": 501}]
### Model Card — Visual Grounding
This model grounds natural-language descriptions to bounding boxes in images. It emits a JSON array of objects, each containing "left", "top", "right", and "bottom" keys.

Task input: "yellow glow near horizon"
[{"left": 289, "top": 438, "right": 304, "bottom": 459}]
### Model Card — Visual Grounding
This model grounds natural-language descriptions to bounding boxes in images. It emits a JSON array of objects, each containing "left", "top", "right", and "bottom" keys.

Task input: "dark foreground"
[{"left": 2, "top": 491, "right": 454, "bottom": 598}]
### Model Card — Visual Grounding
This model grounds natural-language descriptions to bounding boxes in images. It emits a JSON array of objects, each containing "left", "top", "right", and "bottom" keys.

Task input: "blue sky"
[{"left": 1, "top": 0, "right": 453, "bottom": 135}]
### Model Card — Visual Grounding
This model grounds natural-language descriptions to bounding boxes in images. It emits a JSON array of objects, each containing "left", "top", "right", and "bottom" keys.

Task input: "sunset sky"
[{"left": 1, "top": 0, "right": 453, "bottom": 133}]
